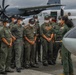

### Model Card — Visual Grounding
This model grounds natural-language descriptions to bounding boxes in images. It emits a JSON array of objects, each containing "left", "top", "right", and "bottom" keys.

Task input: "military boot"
[
  {"left": 43, "top": 61, "right": 48, "bottom": 66},
  {"left": 5, "top": 67, "right": 14, "bottom": 73}
]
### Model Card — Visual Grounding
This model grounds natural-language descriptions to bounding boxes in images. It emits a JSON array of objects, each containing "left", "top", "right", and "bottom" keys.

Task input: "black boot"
[
  {"left": 0, "top": 71, "right": 7, "bottom": 74},
  {"left": 16, "top": 68, "right": 21, "bottom": 73},
  {"left": 30, "top": 64, "right": 39, "bottom": 68},
  {"left": 43, "top": 61, "right": 48, "bottom": 66},
  {"left": 48, "top": 61, "right": 55, "bottom": 65}
]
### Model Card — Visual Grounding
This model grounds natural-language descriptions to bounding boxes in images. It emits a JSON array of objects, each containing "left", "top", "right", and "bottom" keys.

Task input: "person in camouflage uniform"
[
  {"left": 10, "top": 15, "right": 17, "bottom": 29},
  {"left": 41, "top": 15, "right": 54, "bottom": 66},
  {"left": 11, "top": 17, "right": 24, "bottom": 72},
  {"left": 0, "top": 19, "right": 13, "bottom": 74},
  {"left": 33, "top": 15, "right": 41, "bottom": 64},
  {"left": 10, "top": 15, "right": 18, "bottom": 68},
  {"left": 49, "top": 16, "right": 57, "bottom": 28},
  {"left": 23, "top": 18, "right": 38, "bottom": 68},
  {"left": 53, "top": 20, "right": 63, "bottom": 64},
  {"left": 49, "top": 16, "right": 60, "bottom": 64}
]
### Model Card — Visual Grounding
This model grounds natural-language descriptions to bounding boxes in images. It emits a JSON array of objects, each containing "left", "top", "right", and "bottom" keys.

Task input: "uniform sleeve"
[
  {"left": 37, "top": 25, "right": 41, "bottom": 38},
  {"left": 0, "top": 29, "right": 5, "bottom": 38},
  {"left": 66, "top": 26, "right": 69, "bottom": 31},
  {"left": 37, "top": 24, "right": 40, "bottom": 34},
  {"left": 9, "top": 30, "right": 12, "bottom": 38},
  {"left": 53, "top": 25, "right": 60, "bottom": 34},
  {"left": 11, "top": 25, "right": 17, "bottom": 32},
  {"left": 23, "top": 28, "right": 27, "bottom": 37},
  {"left": 40, "top": 25, "right": 44, "bottom": 36}
]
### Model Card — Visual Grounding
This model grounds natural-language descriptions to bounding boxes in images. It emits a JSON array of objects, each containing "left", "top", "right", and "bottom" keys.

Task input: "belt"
[{"left": 55, "top": 41, "right": 62, "bottom": 43}]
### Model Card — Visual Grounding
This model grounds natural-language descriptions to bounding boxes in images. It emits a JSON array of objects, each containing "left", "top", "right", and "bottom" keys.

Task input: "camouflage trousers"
[
  {"left": 35, "top": 39, "right": 41, "bottom": 63},
  {"left": 42, "top": 39, "right": 53, "bottom": 63},
  {"left": 0, "top": 42, "right": 12, "bottom": 72},
  {"left": 24, "top": 41, "right": 36, "bottom": 66},
  {"left": 14, "top": 39, "right": 23, "bottom": 68}
]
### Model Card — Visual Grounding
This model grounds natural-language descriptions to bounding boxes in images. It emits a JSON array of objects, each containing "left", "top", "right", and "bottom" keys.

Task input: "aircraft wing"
[
  {"left": 18, "top": 4, "right": 64, "bottom": 15},
  {"left": 63, "top": 27, "right": 76, "bottom": 55},
  {"left": 19, "top": 4, "right": 64, "bottom": 10}
]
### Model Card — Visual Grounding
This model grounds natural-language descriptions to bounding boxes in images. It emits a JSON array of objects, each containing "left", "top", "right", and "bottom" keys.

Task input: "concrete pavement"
[{"left": 0, "top": 54, "right": 76, "bottom": 75}]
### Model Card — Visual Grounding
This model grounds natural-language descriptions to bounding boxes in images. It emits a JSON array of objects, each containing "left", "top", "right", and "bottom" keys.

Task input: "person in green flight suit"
[
  {"left": 40, "top": 15, "right": 54, "bottom": 66},
  {"left": 0, "top": 19, "right": 13, "bottom": 74},
  {"left": 60, "top": 16, "right": 74, "bottom": 75}
]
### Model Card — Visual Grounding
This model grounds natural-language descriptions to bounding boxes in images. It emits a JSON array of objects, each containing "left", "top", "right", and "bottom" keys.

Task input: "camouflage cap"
[
  {"left": 29, "top": 18, "right": 35, "bottom": 24},
  {"left": 3, "top": 18, "right": 9, "bottom": 23},
  {"left": 11, "top": 15, "right": 17, "bottom": 19}
]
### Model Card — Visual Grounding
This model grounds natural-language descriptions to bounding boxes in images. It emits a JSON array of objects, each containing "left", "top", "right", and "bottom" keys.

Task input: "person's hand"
[
  {"left": 13, "top": 37, "right": 16, "bottom": 41},
  {"left": 46, "top": 38, "right": 50, "bottom": 42},
  {"left": 47, "top": 38, "right": 51, "bottom": 42},
  {"left": 29, "top": 41, "right": 35, "bottom": 45},
  {"left": 12, "top": 36, "right": 16, "bottom": 42},
  {"left": 9, "top": 43, "right": 12, "bottom": 47},
  {"left": 48, "top": 38, "right": 52, "bottom": 42}
]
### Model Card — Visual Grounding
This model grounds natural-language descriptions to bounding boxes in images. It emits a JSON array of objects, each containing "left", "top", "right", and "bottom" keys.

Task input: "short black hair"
[
  {"left": 61, "top": 16, "right": 68, "bottom": 22},
  {"left": 62, "top": 16, "right": 74, "bottom": 28}
]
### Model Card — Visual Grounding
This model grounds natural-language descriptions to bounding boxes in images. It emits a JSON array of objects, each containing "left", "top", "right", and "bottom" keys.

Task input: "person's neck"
[
  {"left": 61, "top": 23, "right": 65, "bottom": 27},
  {"left": 17, "top": 23, "right": 21, "bottom": 26}
]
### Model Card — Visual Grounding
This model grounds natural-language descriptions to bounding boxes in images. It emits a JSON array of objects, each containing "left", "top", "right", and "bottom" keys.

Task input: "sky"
[
  {"left": 61, "top": 0, "right": 76, "bottom": 9},
  {"left": 0, "top": 0, "right": 48, "bottom": 7},
  {"left": 0, "top": 0, "right": 76, "bottom": 9}
]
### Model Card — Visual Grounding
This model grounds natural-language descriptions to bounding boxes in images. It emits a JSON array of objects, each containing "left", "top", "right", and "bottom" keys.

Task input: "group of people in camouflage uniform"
[{"left": 0, "top": 14, "right": 74, "bottom": 75}]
